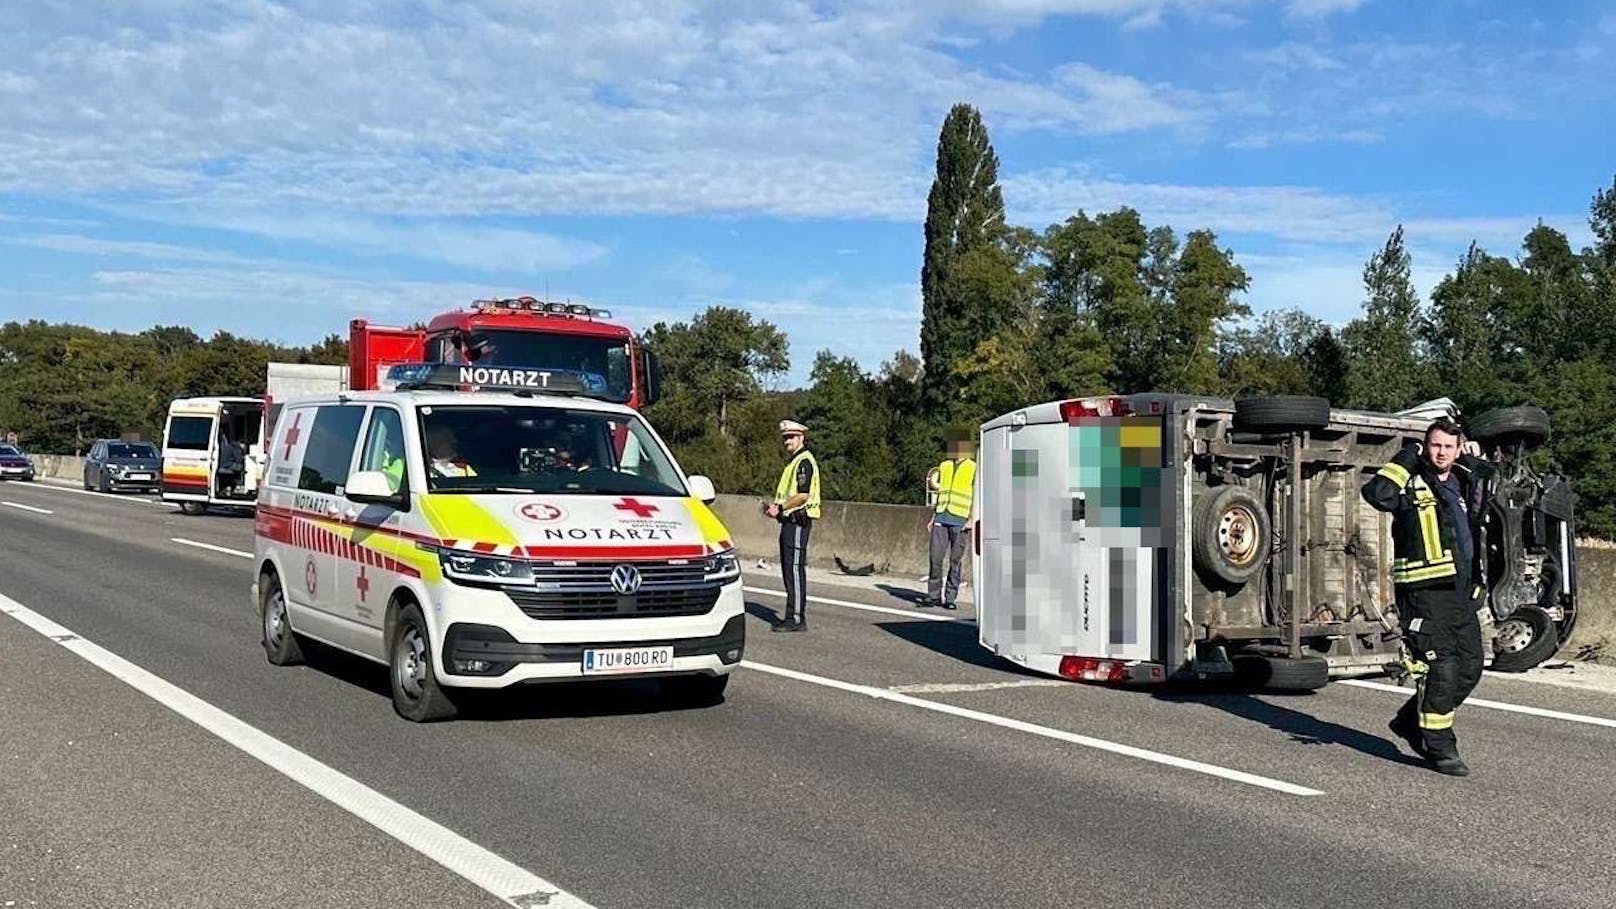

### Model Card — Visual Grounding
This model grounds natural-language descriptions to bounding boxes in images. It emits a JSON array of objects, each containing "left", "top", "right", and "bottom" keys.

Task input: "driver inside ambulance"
[{"left": 425, "top": 425, "right": 478, "bottom": 478}]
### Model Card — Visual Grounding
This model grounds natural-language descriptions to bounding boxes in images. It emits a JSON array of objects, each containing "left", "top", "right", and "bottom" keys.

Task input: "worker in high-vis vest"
[
  {"left": 1362, "top": 417, "right": 1494, "bottom": 777},
  {"left": 925, "top": 436, "right": 976, "bottom": 609},
  {"left": 765, "top": 420, "right": 820, "bottom": 632}
]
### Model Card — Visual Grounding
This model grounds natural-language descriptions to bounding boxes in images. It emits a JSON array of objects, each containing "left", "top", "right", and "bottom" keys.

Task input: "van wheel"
[
  {"left": 1490, "top": 606, "right": 1559, "bottom": 672},
  {"left": 1232, "top": 396, "right": 1331, "bottom": 434},
  {"left": 1192, "top": 485, "right": 1271, "bottom": 585},
  {"left": 179, "top": 501, "right": 207, "bottom": 515},
  {"left": 260, "top": 573, "right": 304, "bottom": 666},
  {"left": 1233, "top": 654, "right": 1329, "bottom": 691},
  {"left": 389, "top": 602, "right": 458, "bottom": 722},
  {"left": 1466, "top": 406, "right": 1550, "bottom": 449},
  {"left": 664, "top": 673, "right": 729, "bottom": 707}
]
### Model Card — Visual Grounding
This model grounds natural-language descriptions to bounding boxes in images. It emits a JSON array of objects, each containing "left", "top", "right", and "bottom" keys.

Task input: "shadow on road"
[
  {"left": 874, "top": 619, "right": 1050, "bottom": 679},
  {"left": 1153, "top": 685, "right": 1425, "bottom": 767},
  {"left": 745, "top": 600, "right": 783, "bottom": 626},
  {"left": 300, "top": 639, "right": 729, "bottom": 722},
  {"left": 875, "top": 583, "right": 932, "bottom": 605}
]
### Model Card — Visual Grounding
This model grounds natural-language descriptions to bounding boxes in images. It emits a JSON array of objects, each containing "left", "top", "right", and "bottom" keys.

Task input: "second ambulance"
[{"left": 251, "top": 363, "right": 744, "bottom": 721}]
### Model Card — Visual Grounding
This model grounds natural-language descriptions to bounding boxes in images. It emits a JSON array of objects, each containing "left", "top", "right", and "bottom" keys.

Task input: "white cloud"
[
  {"left": 1286, "top": 0, "right": 1368, "bottom": 18},
  {"left": 8, "top": 233, "right": 256, "bottom": 266},
  {"left": 1227, "top": 126, "right": 1381, "bottom": 149}
]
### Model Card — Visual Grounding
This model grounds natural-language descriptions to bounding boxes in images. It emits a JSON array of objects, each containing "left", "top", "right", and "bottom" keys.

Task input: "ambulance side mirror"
[
  {"left": 686, "top": 475, "right": 716, "bottom": 503},
  {"left": 347, "top": 470, "right": 404, "bottom": 507}
]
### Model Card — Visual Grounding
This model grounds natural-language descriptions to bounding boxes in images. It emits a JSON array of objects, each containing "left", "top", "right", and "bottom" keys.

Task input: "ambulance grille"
[{"left": 507, "top": 560, "right": 720, "bottom": 620}]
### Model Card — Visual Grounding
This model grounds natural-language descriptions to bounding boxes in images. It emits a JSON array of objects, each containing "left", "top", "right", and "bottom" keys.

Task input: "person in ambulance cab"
[{"left": 426, "top": 424, "right": 478, "bottom": 478}]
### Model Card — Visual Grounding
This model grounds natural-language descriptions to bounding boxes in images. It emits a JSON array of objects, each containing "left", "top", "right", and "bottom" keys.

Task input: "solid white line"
[
  {"left": 2, "top": 500, "right": 53, "bottom": 515},
  {"left": 741, "top": 659, "right": 1322, "bottom": 796},
  {"left": 1340, "top": 679, "right": 1616, "bottom": 730},
  {"left": 743, "top": 585, "right": 974, "bottom": 625},
  {"left": 172, "top": 537, "right": 254, "bottom": 559},
  {"left": 0, "top": 590, "right": 595, "bottom": 909},
  {"left": 889, "top": 679, "right": 1068, "bottom": 694},
  {"left": 32, "top": 478, "right": 173, "bottom": 506}
]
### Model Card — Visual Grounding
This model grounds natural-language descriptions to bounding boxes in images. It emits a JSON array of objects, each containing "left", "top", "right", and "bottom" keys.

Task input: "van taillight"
[
  {"left": 1056, "top": 656, "right": 1163, "bottom": 684},
  {"left": 1059, "top": 397, "right": 1131, "bottom": 422}
]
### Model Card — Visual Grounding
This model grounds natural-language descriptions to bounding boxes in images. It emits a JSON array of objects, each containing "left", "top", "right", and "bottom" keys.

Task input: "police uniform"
[
  {"left": 1362, "top": 441, "right": 1494, "bottom": 774},
  {"left": 773, "top": 420, "right": 820, "bottom": 630},
  {"left": 927, "top": 453, "right": 975, "bottom": 609}
]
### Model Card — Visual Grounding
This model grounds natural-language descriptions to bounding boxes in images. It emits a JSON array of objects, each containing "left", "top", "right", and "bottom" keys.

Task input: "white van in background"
[{"left": 161, "top": 396, "right": 266, "bottom": 515}]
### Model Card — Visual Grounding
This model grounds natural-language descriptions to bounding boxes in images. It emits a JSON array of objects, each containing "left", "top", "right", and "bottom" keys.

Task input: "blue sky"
[{"left": 2, "top": 0, "right": 1612, "bottom": 386}]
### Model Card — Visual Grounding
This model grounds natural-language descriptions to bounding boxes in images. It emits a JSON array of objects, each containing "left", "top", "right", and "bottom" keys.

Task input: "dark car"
[
  {"left": 0, "top": 444, "right": 33, "bottom": 481},
  {"left": 83, "top": 440, "right": 162, "bottom": 493}
]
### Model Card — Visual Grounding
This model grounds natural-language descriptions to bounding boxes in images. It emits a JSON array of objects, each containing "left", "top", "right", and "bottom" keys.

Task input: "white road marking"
[
  {"left": 744, "top": 585, "right": 974, "bottom": 625},
  {"left": 30, "top": 478, "right": 174, "bottom": 506},
  {"left": 2, "top": 501, "right": 53, "bottom": 514},
  {"left": 172, "top": 537, "right": 254, "bottom": 559},
  {"left": 741, "top": 659, "right": 1322, "bottom": 797},
  {"left": 0, "top": 590, "right": 595, "bottom": 909},
  {"left": 889, "top": 679, "right": 1068, "bottom": 694},
  {"left": 1341, "top": 679, "right": 1616, "bottom": 730}
]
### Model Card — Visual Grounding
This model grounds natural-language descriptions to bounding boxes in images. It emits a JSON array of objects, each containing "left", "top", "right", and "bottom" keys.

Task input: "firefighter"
[
  {"left": 765, "top": 420, "right": 819, "bottom": 632},
  {"left": 1362, "top": 417, "right": 1494, "bottom": 776},
  {"left": 924, "top": 433, "right": 975, "bottom": 610}
]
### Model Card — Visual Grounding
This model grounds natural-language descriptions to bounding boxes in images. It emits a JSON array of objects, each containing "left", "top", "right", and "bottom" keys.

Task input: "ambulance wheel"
[
  {"left": 664, "top": 673, "right": 729, "bottom": 707},
  {"left": 1232, "top": 396, "right": 1331, "bottom": 434},
  {"left": 1466, "top": 406, "right": 1550, "bottom": 449},
  {"left": 1489, "top": 606, "right": 1559, "bottom": 673},
  {"left": 389, "top": 602, "right": 458, "bottom": 723},
  {"left": 179, "top": 501, "right": 207, "bottom": 515},
  {"left": 260, "top": 571, "right": 304, "bottom": 667},
  {"left": 1192, "top": 485, "right": 1271, "bottom": 585},
  {"left": 1233, "top": 654, "right": 1329, "bottom": 691}
]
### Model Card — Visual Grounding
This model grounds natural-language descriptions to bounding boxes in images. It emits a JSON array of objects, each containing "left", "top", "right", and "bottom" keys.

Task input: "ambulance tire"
[
  {"left": 259, "top": 571, "right": 305, "bottom": 667},
  {"left": 1489, "top": 605, "right": 1559, "bottom": 673},
  {"left": 664, "top": 673, "right": 729, "bottom": 708},
  {"left": 1231, "top": 396, "right": 1331, "bottom": 434},
  {"left": 389, "top": 601, "right": 458, "bottom": 723},
  {"left": 1232, "top": 653, "right": 1329, "bottom": 691},
  {"left": 1466, "top": 406, "right": 1550, "bottom": 448},
  {"left": 1192, "top": 485, "right": 1272, "bottom": 585},
  {"left": 179, "top": 501, "right": 207, "bottom": 516}
]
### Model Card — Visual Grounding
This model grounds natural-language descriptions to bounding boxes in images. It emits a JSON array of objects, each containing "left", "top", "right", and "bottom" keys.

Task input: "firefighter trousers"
[{"left": 1394, "top": 586, "right": 1484, "bottom": 760}]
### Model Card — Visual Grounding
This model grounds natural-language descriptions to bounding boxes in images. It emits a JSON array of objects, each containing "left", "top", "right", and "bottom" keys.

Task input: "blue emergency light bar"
[{"left": 387, "top": 362, "right": 609, "bottom": 397}]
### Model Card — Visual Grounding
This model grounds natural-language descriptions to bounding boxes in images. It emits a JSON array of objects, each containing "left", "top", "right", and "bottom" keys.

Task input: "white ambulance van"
[
  {"left": 250, "top": 363, "right": 745, "bottom": 721},
  {"left": 161, "top": 396, "right": 267, "bottom": 514}
]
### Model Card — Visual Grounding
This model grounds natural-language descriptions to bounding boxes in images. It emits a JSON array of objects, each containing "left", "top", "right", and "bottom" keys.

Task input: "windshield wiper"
[{"left": 432, "top": 484, "right": 547, "bottom": 494}]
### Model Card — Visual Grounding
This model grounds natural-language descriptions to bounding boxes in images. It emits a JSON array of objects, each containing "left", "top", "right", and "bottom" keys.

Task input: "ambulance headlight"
[
  {"left": 703, "top": 551, "right": 740, "bottom": 584},
  {"left": 439, "top": 550, "right": 534, "bottom": 586}
]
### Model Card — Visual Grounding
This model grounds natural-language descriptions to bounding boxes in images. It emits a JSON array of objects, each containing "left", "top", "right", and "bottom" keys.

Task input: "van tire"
[
  {"left": 389, "top": 602, "right": 458, "bottom": 723},
  {"left": 664, "top": 673, "right": 729, "bottom": 707},
  {"left": 1232, "top": 396, "right": 1331, "bottom": 434},
  {"left": 1466, "top": 406, "right": 1551, "bottom": 448},
  {"left": 1233, "top": 653, "right": 1329, "bottom": 691},
  {"left": 260, "top": 572, "right": 304, "bottom": 667},
  {"left": 1192, "top": 485, "right": 1272, "bottom": 585},
  {"left": 1489, "top": 605, "right": 1559, "bottom": 672},
  {"left": 179, "top": 501, "right": 207, "bottom": 516}
]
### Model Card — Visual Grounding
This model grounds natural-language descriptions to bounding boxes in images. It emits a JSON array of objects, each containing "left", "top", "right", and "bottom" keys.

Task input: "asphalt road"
[{"left": 3, "top": 477, "right": 1616, "bottom": 908}]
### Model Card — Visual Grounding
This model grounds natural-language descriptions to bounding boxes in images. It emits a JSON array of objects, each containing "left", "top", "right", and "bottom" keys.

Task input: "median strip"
[{"left": 741, "top": 659, "right": 1323, "bottom": 797}]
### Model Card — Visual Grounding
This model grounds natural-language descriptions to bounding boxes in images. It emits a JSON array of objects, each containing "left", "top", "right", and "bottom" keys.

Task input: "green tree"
[
  {"left": 642, "top": 306, "right": 788, "bottom": 441},
  {"left": 1218, "top": 309, "right": 1330, "bottom": 398},
  {"left": 798, "top": 352, "right": 897, "bottom": 503},
  {"left": 920, "top": 103, "right": 1014, "bottom": 413},
  {"left": 1160, "top": 229, "right": 1250, "bottom": 393},
  {"left": 1343, "top": 225, "right": 1427, "bottom": 410}
]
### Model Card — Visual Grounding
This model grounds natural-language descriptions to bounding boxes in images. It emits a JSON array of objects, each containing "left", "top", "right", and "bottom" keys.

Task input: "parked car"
[
  {"left": 83, "top": 439, "right": 163, "bottom": 493},
  {"left": 0, "top": 444, "right": 34, "bottom": 481}
]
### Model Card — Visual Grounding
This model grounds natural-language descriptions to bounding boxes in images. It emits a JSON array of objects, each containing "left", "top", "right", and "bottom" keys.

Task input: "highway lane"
[{"left": 3, "top": 479, "right": 1616, "bottom": 907}]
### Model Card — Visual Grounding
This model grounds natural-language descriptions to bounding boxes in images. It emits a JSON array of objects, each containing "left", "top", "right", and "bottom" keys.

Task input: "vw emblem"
[{"left": 609, "top": 564, "right": 642, "bottom": 595}]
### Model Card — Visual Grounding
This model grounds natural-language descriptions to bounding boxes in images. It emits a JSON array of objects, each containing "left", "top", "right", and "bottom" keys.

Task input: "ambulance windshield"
[
  {"left": 457, "top": 331, "right": 631, "bottom": 404},
  {"left": 418, "top": 405, "right": 685, "bottom": 496}
]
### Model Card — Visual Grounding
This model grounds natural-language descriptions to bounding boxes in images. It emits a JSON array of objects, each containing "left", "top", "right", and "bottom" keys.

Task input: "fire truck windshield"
[{"left": 457, "top": 330, "right": 632, "bottom": 403}]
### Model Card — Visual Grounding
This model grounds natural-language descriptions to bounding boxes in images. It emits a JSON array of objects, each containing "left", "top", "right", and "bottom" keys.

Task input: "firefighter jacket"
[{"left": 1361, "top": 444, "right": 1494, "bottom": 593}]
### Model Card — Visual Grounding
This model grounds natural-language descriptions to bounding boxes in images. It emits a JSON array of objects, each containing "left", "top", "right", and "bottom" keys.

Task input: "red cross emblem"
[
  {"left": 356, "top": 564, "right": 370, "bottom": 603},
  {"left": 282, "top": 411, "right": 304, "bottom": 461},
  {"left": 304, "top": 556, "right": 318, "bottom": 596},
  {"left": 613, "top": 497, "right": 659, "bottom": 519}
]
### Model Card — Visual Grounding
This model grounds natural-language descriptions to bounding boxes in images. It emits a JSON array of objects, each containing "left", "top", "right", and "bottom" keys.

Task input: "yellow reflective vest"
[
  {"left": 1362, "top": 447, "right": 1491, "bottom": 591},
  {"left": 933, "top": 457, "right": 976, "bottom": 519},
  {"left": 774, "top": 450, "right": 821, "bottom": 519}
]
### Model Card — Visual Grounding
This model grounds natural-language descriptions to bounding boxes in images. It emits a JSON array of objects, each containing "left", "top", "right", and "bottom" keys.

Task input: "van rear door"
[
  {"left": 977, "top": 402, "right": 1165, "bottom": 671},
  {"left": 161, "top": 408, "right": 217, "bottom": 500}
]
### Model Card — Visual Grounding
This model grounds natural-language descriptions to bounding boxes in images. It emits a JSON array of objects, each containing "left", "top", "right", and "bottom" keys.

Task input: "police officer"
[
  {"left": 766, "top": 420, "right": 819, "bottom": 632},
  {"left": 924, "top": 434, "right": 975, "bottom": 610},
  {"left": 1362, "top": 417, "right": 1493, "bottom": 776}
]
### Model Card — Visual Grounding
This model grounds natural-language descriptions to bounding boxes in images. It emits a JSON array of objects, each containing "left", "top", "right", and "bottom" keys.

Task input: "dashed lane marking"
[
  {"left": 171, "top": 537, "right": 254, "bottom": 559},
  {"left": 741, "top": 659, "right": 1323, "bottom": 797},
  {"left": 2, "top": 501, "right": 53, "bottom": 515},
  {"left": 0, "top": 589, "right": 596, "bottom": 909},
  {"left": 1340, "top": 679, "right": 1616, "bottom": 729},
  {"left": 889, "top": 679, "right": 1069, "bottom": 694}
]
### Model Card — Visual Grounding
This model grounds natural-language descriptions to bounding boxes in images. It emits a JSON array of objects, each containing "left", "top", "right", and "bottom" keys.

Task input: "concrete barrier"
[
  {"left": 709, "top": 493, "right": 962, "bottom": 581},
  {"left": 24, "top": 454, "right": 84, "bottom": 481}
]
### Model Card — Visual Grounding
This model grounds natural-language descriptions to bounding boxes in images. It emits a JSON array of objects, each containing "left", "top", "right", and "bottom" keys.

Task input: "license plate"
[
  {"left": 127, "top": 473, "right": 152, "bottom": 480},
  {"left": 582, "top": 645, "right": 674, "bottom": 675}
]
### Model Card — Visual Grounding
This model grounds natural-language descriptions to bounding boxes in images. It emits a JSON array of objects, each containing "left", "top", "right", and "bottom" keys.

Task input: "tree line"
[{"left": 3, "top": 103, "right": 1614, "bottom": 536}]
